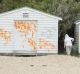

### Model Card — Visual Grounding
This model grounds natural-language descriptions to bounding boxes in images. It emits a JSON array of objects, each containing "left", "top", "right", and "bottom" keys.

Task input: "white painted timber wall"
[{"left": 0, "top": 7, "right": 61, "bottom": 54}]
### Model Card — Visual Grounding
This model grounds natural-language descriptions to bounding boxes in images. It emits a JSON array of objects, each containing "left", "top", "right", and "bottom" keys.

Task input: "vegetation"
[{"left": 0, "top": 0, "right": 80, "bottom": 52}]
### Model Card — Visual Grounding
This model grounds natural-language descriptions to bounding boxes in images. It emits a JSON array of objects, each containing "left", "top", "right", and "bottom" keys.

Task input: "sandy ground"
[{"left": 0, "top": 55, "right": 80, "bottom": 74}]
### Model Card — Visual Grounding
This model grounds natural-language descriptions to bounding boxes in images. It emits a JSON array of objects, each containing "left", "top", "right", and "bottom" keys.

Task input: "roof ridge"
[{"left": 0, "top": 6, "right": 62, "bottom": 20}]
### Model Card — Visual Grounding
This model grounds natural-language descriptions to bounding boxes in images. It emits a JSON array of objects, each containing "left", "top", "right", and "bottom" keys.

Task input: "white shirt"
[{"left": 64, "top": 34, "right": 74, "bottom": 47}]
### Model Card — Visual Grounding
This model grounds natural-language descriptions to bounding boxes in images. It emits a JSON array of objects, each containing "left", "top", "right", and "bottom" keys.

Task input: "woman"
[{"left": 64, "top": 34, "right": 74, "bottom": 55}]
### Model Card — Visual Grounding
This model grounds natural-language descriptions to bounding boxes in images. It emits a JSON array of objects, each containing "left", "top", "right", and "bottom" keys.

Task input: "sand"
[{"left": 0, "top": 55, "right": 80, "bottom": 74}]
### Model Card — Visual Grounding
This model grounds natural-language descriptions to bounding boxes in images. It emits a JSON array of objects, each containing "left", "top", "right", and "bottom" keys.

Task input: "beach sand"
[{"left": 0, "top": 55, "right": 80, "bottom": 74}]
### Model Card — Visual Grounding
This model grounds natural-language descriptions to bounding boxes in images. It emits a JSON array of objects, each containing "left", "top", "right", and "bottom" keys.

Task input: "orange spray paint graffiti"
[
  {"left": 14, "top": 21, "right": 28, "bottom": 36},
  {"left": 14, "top": 21, "right": 36, "bottom": 36},
  {"left": 28, "top": 38, "right": 36, "bottom": 51},
  {"left": 14, "top": 21, "right": 55, "bottom": 50},
  {"left": 38, "top": 38, "right": 55, "bottom": 49},
  {"left": 14, "top": 21, "right": 36, "bottom": 50},
  {"left": 0, "top": 28, "right": 10, "bottom": 45}
]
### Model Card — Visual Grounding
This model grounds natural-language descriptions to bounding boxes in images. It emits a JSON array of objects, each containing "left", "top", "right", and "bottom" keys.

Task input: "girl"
[{"left": 64, "top": 34, "right": 74, "bottom": 55}]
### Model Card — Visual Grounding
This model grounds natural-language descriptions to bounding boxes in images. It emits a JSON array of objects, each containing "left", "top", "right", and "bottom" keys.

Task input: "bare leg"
[{"left": 66, "top": 46, "right": 72, "bottom": 55}]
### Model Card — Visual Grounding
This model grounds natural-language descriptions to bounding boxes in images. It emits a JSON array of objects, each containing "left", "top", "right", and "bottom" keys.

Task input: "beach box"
[{"left": 0, "top": 7, "right": 62, "bottom": 55}]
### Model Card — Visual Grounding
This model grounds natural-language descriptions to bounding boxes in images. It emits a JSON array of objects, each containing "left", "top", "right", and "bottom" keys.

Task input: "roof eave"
[{"left": 0, "top": 6, "right": 62, "bottom": 20}]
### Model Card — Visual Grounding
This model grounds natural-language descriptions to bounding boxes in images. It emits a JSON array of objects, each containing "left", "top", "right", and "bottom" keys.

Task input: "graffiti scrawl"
[
  {"left": 0, "top": 27, "right": 10, "bottom": 45},
  {"left": 38, "top": 38, "right": 55, "bottom": 49},
  {"left": 14, "top": 21, "right": 36, "bottom": 51},
  {"left": 14, "top": 20, "right": 55, "bottom": 51}
]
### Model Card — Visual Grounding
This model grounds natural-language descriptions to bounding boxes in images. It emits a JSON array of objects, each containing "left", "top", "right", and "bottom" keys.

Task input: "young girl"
[{"left": 64, "top": 34, "right": 74, "bottom": 55}]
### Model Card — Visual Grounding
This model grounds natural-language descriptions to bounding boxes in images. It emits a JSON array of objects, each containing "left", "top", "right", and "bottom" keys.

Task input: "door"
[{"left": 14, "top": 20, "right": 37, "bottom": 52}]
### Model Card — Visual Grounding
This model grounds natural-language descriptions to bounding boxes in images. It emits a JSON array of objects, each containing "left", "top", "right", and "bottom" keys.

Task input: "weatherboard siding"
[
  {"left": 0, "top": 7, "right": 61, "bottom": 54},
  {"left": 75, "top": 20, "right": 80, "bottom": 54}
]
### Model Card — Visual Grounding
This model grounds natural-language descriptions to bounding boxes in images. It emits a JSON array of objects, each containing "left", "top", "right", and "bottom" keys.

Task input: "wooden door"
[{"left": 14, "top": 20, "right": 37, "bottom": 52}]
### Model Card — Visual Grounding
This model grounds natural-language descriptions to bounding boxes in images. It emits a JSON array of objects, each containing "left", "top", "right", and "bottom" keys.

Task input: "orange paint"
[
  {"left": 14, "top": 21, "right": 28, "bottom": 35},
  {"left": 38, "top": 38, "right": 55, "bottom": 49},
  {"left": 38, "top": 45, "right": 43, "bottom": 49},
  {"left": 28, "top": 38, "right": 36, "bottom": 51},
  {"left": 32, "top": 31, "right": 35, "bottom": 38},
  {"left": 14, "top": 21, "right": 37, "bottom": 50},
  {"left": 14, "top": 21, "right": 36, "bottom": 35},
  {"left": 27, "top": 24, "right": 36, "bottom": 32},
  {"left": 0, "top": 28, "right": 10, "bottom": 45},
  {"left": 14, "top": 21, "right": 55, "bottom": 50},
  {"left": 39, "top": 38, "right": 44, "bottom": 42}
]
